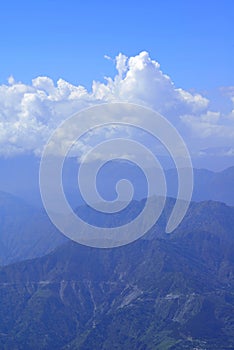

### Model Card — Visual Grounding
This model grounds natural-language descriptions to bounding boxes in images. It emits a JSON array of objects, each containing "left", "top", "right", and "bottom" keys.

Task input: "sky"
[
  {"left": 0, "top": 0, "right": 233, "bottom": 89},
  {"left": 0, "top": 0, "right": 233, "bottom": 170}
]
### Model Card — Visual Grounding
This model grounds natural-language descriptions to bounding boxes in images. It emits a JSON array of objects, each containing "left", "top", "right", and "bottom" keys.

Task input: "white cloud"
[
  {"left": 0, "top": 51, "right": 233, "bottom": 158},
  {"left": 92, "top": 51, "right": 209, "bottom": 117}
]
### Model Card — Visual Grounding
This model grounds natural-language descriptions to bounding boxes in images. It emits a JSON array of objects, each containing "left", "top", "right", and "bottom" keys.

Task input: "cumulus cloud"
[
  {"left": 93, "top": 51, "right": 209, "bottom": 116},
  {"left": 0, "top": 51, "right": 233, "bottom": 158},
  {"left": 180, "top": 110, "right": 234, "bottom": 157}
]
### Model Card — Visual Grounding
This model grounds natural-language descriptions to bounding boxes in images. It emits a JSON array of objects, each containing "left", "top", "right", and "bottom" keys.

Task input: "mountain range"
[
  {"left": 1, "top": 156, "right": 234, "bottom": 208},
  {"left": 1, "top": 155, "right": 234, "bottom": 349},
  {"left": 0, "top": 198, "right": 234, "bottom": 349},
  {"left": 0, "top": 191, "right": 66, "bottom": 265}
]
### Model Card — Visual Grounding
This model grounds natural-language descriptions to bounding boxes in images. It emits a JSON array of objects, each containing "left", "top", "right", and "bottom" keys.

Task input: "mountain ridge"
[
  {"left": 0, "top": 199, "right": 234, "bottom": 349},
  {"left": 1, "top": 155, "right": 234, "bottom": 207}
]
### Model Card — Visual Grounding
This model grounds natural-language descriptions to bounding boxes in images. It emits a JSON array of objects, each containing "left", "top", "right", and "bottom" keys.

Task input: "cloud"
[
  {"left": 0, "top": 51, "right": 233, "bottom": 158},
  {"left": 180, "top": 107, "right": 234, "bottom": 156},
  {"left": 93, "top": 52, "right": 209, "bottom": 116}
]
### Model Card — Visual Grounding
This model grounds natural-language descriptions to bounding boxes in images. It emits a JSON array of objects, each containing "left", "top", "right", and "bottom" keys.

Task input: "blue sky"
[{"left": 0, "top": 0, "right": 233, "bottom": 90}]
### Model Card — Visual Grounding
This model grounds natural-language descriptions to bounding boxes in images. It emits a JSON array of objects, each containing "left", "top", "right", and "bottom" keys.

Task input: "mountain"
[
  {"left": 1, "top": 155, "right": 234, "bottom": 207},
  {"left": 0, "top": 199, "right": 233, "bottom": 349},
  {"left": 0, "top": 191, "right": 66, "bottom": 265},
  {"left": 167, "top": 166, "right": 234, "bottom": 206},
  {"left": 0, "top": 156, "right": 42, "bottom": 207}
]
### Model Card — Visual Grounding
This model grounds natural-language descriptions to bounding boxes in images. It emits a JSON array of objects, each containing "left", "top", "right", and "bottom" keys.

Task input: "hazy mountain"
[
  {"left": 0, "top": 191, "right": 66, "bottom": 265},
  {"left": 0, "top": 156, "right": 234, "bottom": 208},
  {"left": 0, "top": 199, "right": 233, "bottom": 349},
  {"left": 167, "top": 166, "right": 234, "bottom": 206}
]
